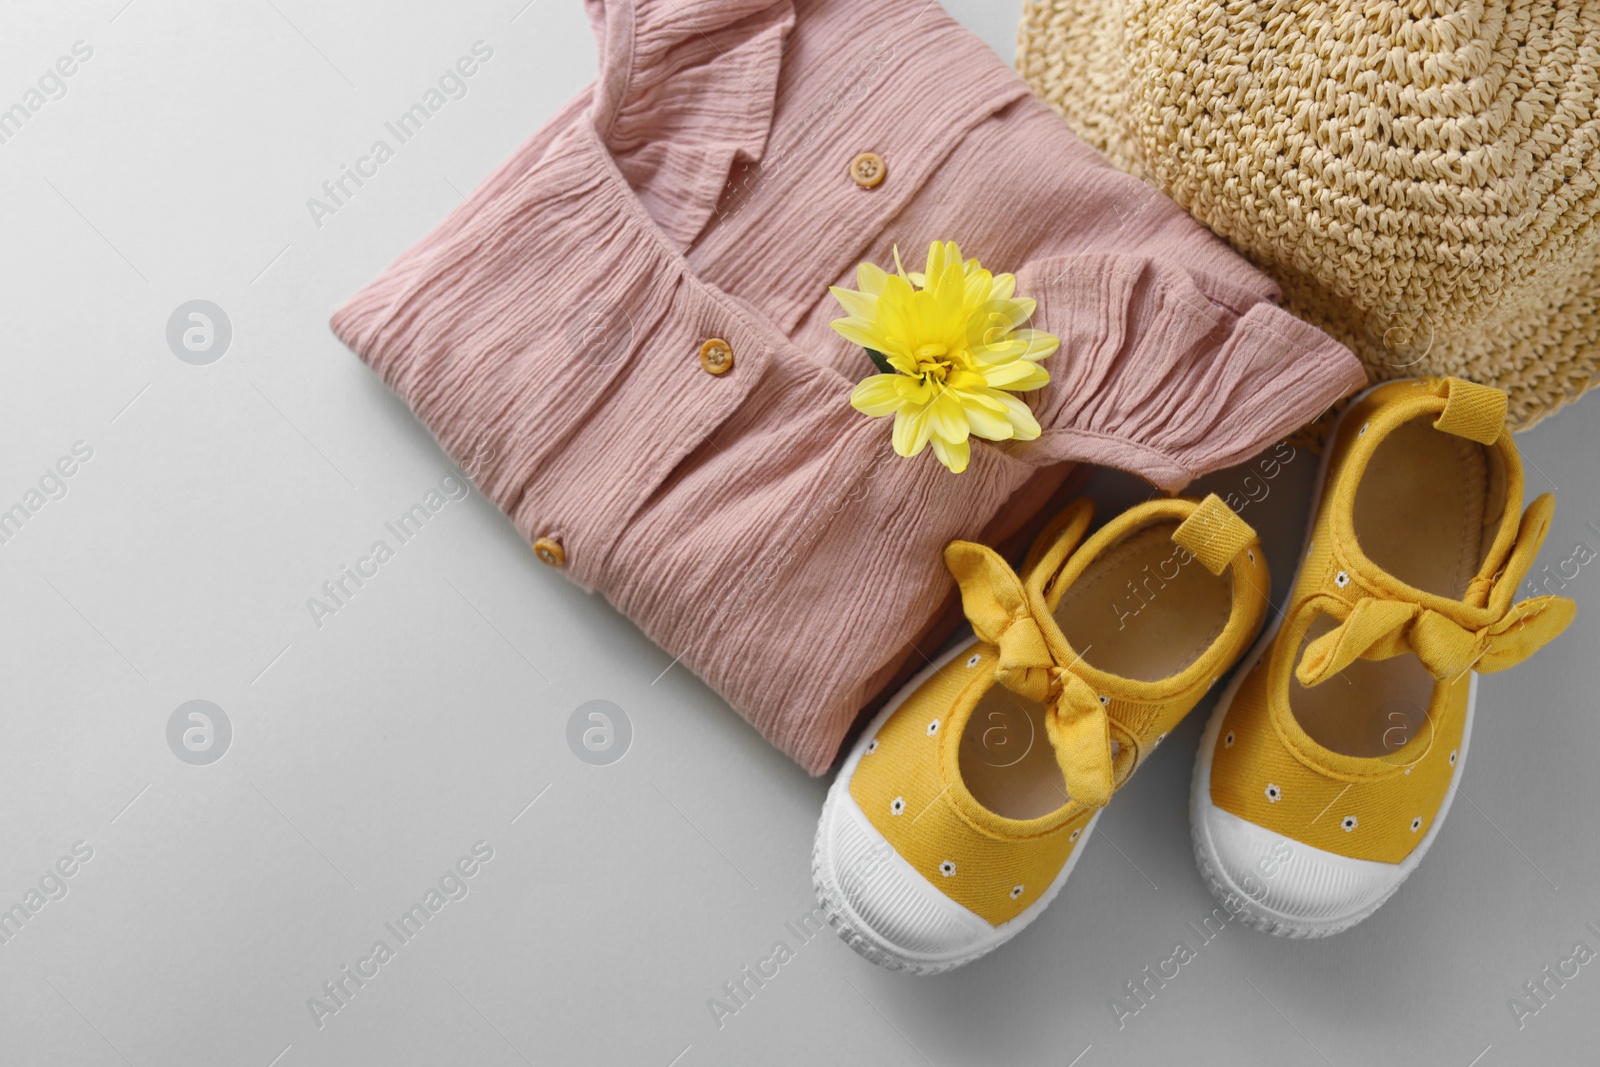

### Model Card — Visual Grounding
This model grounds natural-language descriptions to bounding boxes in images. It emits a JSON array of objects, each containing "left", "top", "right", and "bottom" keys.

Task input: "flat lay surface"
[{"left": 3, "top": 1, "right": 1596, "bottom": 1065}]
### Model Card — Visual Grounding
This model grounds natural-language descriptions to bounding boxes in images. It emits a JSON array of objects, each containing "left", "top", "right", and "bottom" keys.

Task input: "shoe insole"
[
  {"left": 958, "top": 686, "right": 1066, "bottom": 820},
  {"left": 1056, "top": 524, "right": 1232, "bottom": 682},
  {"left": 1292, "top": 417, "right": 1497, "bottom": 758},
  {"left": 1351, "top": 418, "right": 1497, "bottom": 598},
  {"left": 960, "top": 523, "right": 1232, "bottom": 819}
]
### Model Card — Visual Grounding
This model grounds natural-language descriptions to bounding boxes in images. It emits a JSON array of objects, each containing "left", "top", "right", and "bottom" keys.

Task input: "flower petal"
[
  {"left": 965, "top": 403, "right": 1014, "bottom": 440},
  {"left": 831, "top": 317, "right": 887, "bottom": 352},
  {"left": 977, "top": 358, "right": 1047, "bottom": 389},
  {"left": 829, "top": 285, "right": 879, "bottom": 320},
  {"left": 856, "top": 261, "right": 889, "bottom": 295},
  {"left": 891, "top": 406, "right": 932, "bottom": 458},
  {"left": 927, "top": 390, "right": 970, "bottom": 442},
  {"left": 963, "top": 266, "right": 993, "bottom": 309},
  {"left": 1012, "top": 328, "right": 1060, "bottom": 363},
  {"left": 850, "top": 374, "right": 909, "bottom": 417},
  {"left": 987, "top": 391, "right": 1042, "bottom": 439},
  {"left": 930, "top": 434, "right": 971, "bottom": 474}
]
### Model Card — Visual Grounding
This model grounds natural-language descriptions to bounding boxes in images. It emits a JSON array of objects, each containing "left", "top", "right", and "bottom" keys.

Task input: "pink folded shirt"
[{"left": 331, "top": 0, "right": 1367, "bottom": 774}]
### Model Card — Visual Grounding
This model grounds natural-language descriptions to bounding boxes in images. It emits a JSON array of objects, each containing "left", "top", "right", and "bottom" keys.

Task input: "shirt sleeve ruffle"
[
  {"left": 585, "top": 0, "right": 796, "bottom": 250},
  {"left": 1010, "top": 252, "right": 1368, "bottom": 490}
]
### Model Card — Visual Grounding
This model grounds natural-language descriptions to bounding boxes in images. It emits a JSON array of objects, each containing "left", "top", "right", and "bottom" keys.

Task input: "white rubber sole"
[
  {"left": 812, "top": 643, "right": 1101, "bottom": 975},
  {"left": 1189, "top": 380, "right": 1476, "bottom": 937},
  {"left": 1189, "top": 646, "right": 1474, "bottom": 937}
]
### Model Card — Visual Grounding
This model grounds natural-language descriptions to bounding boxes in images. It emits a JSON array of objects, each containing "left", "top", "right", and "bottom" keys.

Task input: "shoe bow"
[
  {"left": 944, "top": 541, "right": 1115, "bottom": 811},
  {"left": 1296, "top": 495, "right": 1575, "bottom": 686}
]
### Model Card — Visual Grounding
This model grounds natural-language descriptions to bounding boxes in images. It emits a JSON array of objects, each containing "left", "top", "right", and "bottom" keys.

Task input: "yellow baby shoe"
[
  {"left": 813, "top": 494, "right": 1270, "bottom": 973},
  {"left": 1192, "top": 378, "right": 1576, "bottom": 937}
]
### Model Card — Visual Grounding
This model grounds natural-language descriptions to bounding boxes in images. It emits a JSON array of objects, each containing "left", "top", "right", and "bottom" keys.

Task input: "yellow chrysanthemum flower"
[{"left": 830, "top": 240, "right": 1058, "bottom": 474}]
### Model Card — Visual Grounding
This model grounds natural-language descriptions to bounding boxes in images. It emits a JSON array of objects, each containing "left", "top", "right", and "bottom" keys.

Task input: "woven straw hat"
[{"left": 1018, "top": 0, "right": 1600, "bottom": 430}]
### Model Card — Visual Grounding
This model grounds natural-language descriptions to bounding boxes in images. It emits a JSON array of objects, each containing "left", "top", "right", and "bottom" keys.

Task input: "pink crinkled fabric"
[{"left": 330, "top": 0, "right": 1366, "bottom": 774}]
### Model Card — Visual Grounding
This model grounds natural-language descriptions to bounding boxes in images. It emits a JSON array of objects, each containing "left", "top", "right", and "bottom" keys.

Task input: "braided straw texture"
[{"left": 1018, "top": 0, "right": 1600, "bottom": 430}]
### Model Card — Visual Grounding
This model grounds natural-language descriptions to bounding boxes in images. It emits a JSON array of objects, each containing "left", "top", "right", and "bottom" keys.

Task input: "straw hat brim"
[{"left": 1017, "top": 0, "right": 1600, "bottom": 431}]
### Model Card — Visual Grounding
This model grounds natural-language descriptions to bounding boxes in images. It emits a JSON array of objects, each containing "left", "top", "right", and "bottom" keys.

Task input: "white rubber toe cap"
[
  {"left": 1194, "top": 796, "right": 1408, "bottom": 936},
  {"left": 815, "top": 783, "right": 993, "bottom": 964}
]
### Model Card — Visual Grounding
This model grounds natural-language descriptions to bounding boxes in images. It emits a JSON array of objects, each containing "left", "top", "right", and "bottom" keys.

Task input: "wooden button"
[
  {"left": 849, "top": 151, "right": 886, "bottom": 188},
  {"left": 533, "top": 536, "right": 565, "bottom": 568},
  {"left": 699, "top": 338, "right": 734, "bottom": 375}
]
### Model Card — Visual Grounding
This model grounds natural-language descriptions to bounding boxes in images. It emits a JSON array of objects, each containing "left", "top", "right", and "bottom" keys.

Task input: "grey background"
[{"left": 2, "top": 1, "right": 1595, "bottom": 1064}]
